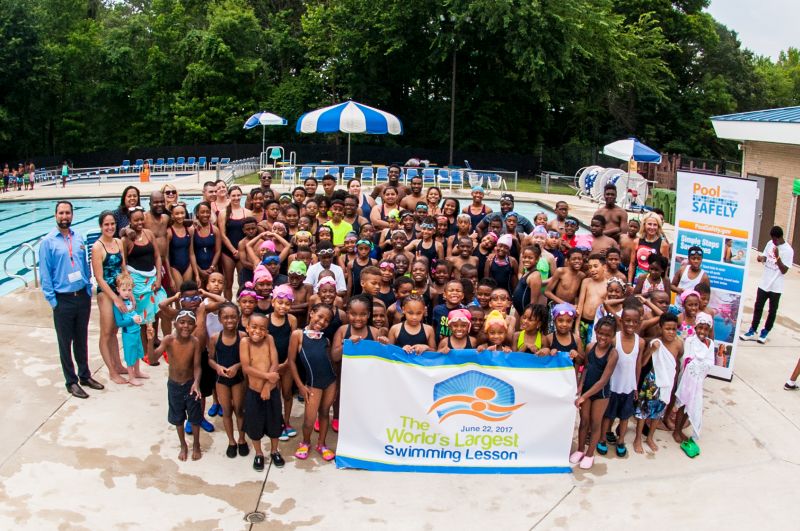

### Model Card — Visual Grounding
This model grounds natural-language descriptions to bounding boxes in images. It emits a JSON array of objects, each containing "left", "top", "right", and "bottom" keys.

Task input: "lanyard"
[{"left": 65, "top": 233, "right": 74, "bottom": 267}]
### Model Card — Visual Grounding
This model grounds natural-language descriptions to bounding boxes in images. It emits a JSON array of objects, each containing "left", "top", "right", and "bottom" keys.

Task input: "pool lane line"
[
  {"left": 0, "top": 209, "right": 105, "bottom": 261},
  {"left": 0, "top": 205, "right": 94, "bottom": 239},
  {"left": 0, "top": 204, "right": 56, "bottom": 224}
]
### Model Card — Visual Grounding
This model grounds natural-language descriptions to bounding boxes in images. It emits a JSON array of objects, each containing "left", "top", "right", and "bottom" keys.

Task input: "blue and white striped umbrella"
[
  {"left": 296, "top": 101, "right": 402, "bottom": 163},
  {"left": 602, "top": 137, "right": 662, "bottom": 163},
  {"left": 296, "top": 101, "right": 403, "bottom": 135},
  {"left": 243, "top": 111, "right": 287, "bottom": 155},
  {"left": 243, "top": 112, "right": 287, "bottom": 129}
]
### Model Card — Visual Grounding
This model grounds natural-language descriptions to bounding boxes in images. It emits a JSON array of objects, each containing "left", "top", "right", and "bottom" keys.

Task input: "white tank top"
[
  {"left": 676, "top": 266, "right": 704, "bottom": 309},
  {"left": 610, "top": 332, "right": 640, "bottom": 394}
]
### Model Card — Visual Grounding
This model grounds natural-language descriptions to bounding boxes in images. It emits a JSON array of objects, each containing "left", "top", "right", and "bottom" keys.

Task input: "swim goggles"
[
  {"left": 688, "top": 248, "right": 704, "bottom": 257},
  {"left": 303, "top": 328, "right": 324, "bottom": 340},
  {"left": 261, "top": 256, "right": 281, "bottom": 265},
  {"left": 238, "top": 289, "right": 263, "bottom": 300},
  {"left": 379, "top": 261, "right": 396, "bottom": 270},
  {"left": 128, "top": 206, "right": 145, "bottom": 213},
  {"left": 176, "top": 310, "right": 196, "bottom": 322},
  {"left": 180, "top": 295, "right": 202, "bottom": 303},
  {"left": 317, "top": 248, "right": 335, "bottom": 257},
  {"left": 547, "top": 230, "right": 561, "bottom": 238},
  {"left": 416, "top": 205, "right": 429, "bottom": 211},
  {"left": 565, "top": 218, "right": 579, "bottom": 226},
  {"left": 271, "top": 284, "right": 295, "bottom": 301},
  {"left": 420, "top": 222, "right": 436, "bottom": 230},
  {"left": 356, "top": 239, "right": 374, "bottom": 249}
]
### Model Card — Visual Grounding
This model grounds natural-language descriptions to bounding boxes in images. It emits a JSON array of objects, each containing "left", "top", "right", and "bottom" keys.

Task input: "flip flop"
[
  {"left": 569, "top": 451, "right": 585, "bottom": 464},
  {"left": 596, "top": 442, "right": 608, "bottom": 455},
  {"left": 578, "top": 455, "right": 594, "bottom": 470},
  {"left": 606, "top": 431, "right": 617, "bottom": 445},
  {"left": 616, "top": 443, "right": 628, "bottom": 457},
  {"left": 681, "top": 438, "right": 700, "bottom": 458},
  {"left": 295, "top": 443, "right": 310, "bottom": 460},
  {"left": 316, "top": 445, "right": 335, "bottom": 461}
]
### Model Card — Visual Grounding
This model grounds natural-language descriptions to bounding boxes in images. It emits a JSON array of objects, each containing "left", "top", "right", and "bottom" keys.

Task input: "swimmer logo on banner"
[
  {"left": 673, "top": 171, "right": 757, "bottom": 381},
  {"left": 335, "top": 340, "right": 576, "bottom": 474}
]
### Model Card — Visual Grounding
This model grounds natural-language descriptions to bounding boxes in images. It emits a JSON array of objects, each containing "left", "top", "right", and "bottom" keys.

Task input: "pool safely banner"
[
  {"left": 335, "top": 340, "right": 576, "bottom": 474},
  {"left": 673, "top": 171, "right": 757, "bottom": 381}
]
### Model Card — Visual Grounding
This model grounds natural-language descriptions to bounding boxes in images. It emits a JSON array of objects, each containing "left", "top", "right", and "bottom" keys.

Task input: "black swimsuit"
[
  {"left": 127, "top": 238, "right": 155, "bottom": 271},
  {"left": 215, "top": 333, "right": 244, "bottom": 386},
  {"left": 447, "top": 336, "right": 473, "bottom": 350},
  {"left": 169, "top": 227, "right": 191, "bottom": 274},
  {"left": 193, "top": 225, "right": 215, "bottom": 270},
  {"left": 396, "top": 323, "right": 429, "bottom": 349},
  {"left": 416, "top": 240, "right": 439, "bottom": 270},
  {"left": 268, "top": 315, "right": 292, "bottom": 363},
  {"left": 582, "top": 344, "right": 610, "bottom": 400},
  {"left": 550, "top": 333, "right": 578, "bottom": 354}
]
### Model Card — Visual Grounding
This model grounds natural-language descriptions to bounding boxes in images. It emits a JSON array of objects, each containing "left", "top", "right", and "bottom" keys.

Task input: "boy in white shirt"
[{"left": 740, "top": 226, "right": 793, "bottom": 344}]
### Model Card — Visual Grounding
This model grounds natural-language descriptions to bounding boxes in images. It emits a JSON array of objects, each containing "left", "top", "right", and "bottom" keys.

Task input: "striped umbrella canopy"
[
  {"left": 296, "top": 101, "right": 403, "bottom": 163},
  {"left": 243, "top": 111, "right": 287, "bottom": 154},
  {"left": 602, "top": 137, "right": 662, "bottom": 163}
]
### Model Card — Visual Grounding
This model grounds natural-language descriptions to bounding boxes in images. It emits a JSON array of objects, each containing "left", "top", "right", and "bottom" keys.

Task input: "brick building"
[{"left": 712, "top": 106, "right": 800, "bottom": 262}]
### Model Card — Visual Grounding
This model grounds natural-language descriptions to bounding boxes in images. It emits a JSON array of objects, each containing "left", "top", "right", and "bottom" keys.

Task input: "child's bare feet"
[
  {"left": 110, "top": 374, "right": 128, "bottom": 385},
  {"left": 178, "top": 445, "right": 188, "bottom": 461},
  {"left": 128, "top": 377, "right": 143, "bottom": 387},
  {"left": 672, "top": 430, "right": 687, "bottom": 443},
  {"left": 646, "top": 437, "right": 658, "bottom": 452},
  {"left": 191, "top": 444, "right": 202, "bottom": 461},
  {"left": 134, "top": 371, "right": 150, "bottom": 379},
  {"left": 633, "top": 438, "right": 644, "bottom": 454}
]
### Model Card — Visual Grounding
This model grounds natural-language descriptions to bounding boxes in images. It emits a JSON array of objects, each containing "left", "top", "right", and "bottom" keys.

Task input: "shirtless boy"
[
  {"left": 589, "top": 215, "right": 619, "bottom": 256},
  {"left": 240, "top": 313, "right": 284, "bottom": 470},
  {"left": 593, "top": 184, "right": 628, "bottom": 240},
  {"left": 448, "top": 237, "right": 478, "bottom": 278},
  {"left": 545, "top": 247, "right": 586, "bottom": 305},
  {"left": 604, "top": 248, "right": 628, "bottom": 283},
  {"left": 547, "top": 201, "right": 569, "bottom": 234},
  {"left": 619, "top": 219, "right": 640, "bottom": 276},
  {"left": 155, "top": 311, "right": 202, "bottom": 461},
  {"left": 575, "top": 254, "right": 608, "bottom": 345}
]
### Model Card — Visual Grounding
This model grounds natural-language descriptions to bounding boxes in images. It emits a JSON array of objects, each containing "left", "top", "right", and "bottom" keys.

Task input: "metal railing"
[
  {"left": 3, "top": 241, "right": 40, "bottom": 289},
  {"left": 219, "top": 157, "right": 260, "bottom": 185}
]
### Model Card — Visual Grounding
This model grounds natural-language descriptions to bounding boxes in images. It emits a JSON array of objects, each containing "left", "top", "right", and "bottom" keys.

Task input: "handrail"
[{"left": 3, "top": 238, "right": 41, "bottom": 288}]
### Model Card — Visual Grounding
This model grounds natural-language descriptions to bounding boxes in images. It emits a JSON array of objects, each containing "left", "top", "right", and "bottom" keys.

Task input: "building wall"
[{"left": 743, "top": 141, "right": 800, "bottom": 240}]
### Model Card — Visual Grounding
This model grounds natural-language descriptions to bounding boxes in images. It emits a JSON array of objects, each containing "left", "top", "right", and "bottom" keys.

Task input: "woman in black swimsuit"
[
  {"left": 369, "top": 186, "right": 400, "bottom": 230},
  {"left": 167, "top": 203, "right": 196, "bottom": 291},
  {"left": 217, "top": 186, "right": 251, "bottom": 300}
]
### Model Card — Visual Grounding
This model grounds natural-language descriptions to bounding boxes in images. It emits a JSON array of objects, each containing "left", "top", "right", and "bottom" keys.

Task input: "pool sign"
[
  {"left": 673, "top": 171, "right": 757, "bottom": 381},
  {"left": 335, "top": 340, "right": 576, "bottom": 474}
]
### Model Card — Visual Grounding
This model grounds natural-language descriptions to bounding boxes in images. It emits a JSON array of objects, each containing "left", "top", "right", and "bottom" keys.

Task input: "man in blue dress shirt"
[{"left": 40, "top": 201, "right": 104, "bottom": 399}]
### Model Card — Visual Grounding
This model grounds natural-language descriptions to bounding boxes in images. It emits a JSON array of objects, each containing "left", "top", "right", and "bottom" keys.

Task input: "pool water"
[
  {"left": 0, "top": 197, "right": 581, "bottom": 296},
  {"left": 0, "top": 197, "right": 203, "bottom": 296}
]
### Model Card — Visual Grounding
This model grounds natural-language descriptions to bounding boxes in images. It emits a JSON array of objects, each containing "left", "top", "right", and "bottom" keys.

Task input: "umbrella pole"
[
  {"left": 262, "top": 126, "right": 266, "bottom": 165},
  {"left": 348, "top": 133, "right": 351, "bottom": 165}
]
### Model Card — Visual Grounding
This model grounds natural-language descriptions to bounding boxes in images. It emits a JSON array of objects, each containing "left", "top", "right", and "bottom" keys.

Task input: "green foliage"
[{"left": 0, "top": 0, "right": 798, "bottom": 164}]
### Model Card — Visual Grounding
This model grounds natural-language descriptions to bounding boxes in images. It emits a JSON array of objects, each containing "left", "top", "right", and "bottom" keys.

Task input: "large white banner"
[
  {"left": 335, "top": 340, "right": 577, "bottom": 474},
  {"left": 673, "top": 171, "right": 757, "bottom": 380}
]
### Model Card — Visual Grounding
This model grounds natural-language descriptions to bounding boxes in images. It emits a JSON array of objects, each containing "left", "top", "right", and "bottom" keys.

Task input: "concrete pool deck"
[{"left": 1, "top": 183, "right": 799, "bottom": 529}]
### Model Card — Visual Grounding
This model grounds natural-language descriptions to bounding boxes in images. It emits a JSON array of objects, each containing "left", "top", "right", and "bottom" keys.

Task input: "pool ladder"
[{"left": 3, "top": 241, "right": 40, "bottom": 288}]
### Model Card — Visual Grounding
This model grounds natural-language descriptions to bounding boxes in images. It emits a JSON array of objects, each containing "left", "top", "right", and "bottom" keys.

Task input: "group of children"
[{"left": 108, "top": 179, "right": 719, "bottom": 473}]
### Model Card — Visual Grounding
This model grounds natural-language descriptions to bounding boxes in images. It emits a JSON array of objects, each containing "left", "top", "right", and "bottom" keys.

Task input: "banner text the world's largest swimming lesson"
[{"left": 335, "top": 340, "right": 577, "bottom": 474}]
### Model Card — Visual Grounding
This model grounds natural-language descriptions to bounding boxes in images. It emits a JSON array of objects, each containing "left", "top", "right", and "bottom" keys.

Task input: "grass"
[{"left": 235, "top": 173, "right": 576, "bottom": 195}]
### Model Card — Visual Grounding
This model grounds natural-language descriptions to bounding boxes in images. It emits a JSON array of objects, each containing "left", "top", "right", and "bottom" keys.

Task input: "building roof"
[
  {"left": 711, "top": 106, "right": 800, "bottom": 124},
  {"left": 712, "top": 106, "right": 800, "bottom": 145}
]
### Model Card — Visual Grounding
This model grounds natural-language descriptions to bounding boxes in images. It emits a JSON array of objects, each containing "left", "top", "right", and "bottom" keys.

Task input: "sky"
[{"left": 707, "top": 0, "right": 799, "bottom": 60}]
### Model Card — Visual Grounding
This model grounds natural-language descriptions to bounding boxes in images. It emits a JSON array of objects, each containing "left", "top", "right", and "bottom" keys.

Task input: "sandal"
[
  {"left": 578, "top": 455, "right": 594, "bottom": 470},
  {"left": 680, "top": 438, "right": 700, "bottom": 458},
  {"left": 569, "top": 451, "right": 585, "bottom": 465},
  {"left": 596, "top": 441, "right": 608, "bottom": 455},
  {"left": 294, "top": 443, "right": 310, "bottom": 460},
  {"left": 316, "top": 445, "right": 335, "bottom": 461},
  {"left": 616, "top": 443, "right": 628, "bottom": 457}
]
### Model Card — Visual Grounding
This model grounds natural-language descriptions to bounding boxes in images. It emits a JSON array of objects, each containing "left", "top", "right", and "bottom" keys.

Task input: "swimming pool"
[
  {"left": 0, "top": 197, "right": 204, "bottom": 296},
  {"left": 0, "top": 196, "right": 581, "bottom": 296}
]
